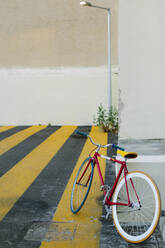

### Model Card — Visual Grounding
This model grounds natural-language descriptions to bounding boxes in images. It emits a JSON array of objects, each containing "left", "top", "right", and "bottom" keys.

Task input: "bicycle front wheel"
[
  {"left": 70, "top": 157, "right": 94, "bottom": 214},
  {"left": 112, "top": 171, "right": 161, "bottom": 243}
]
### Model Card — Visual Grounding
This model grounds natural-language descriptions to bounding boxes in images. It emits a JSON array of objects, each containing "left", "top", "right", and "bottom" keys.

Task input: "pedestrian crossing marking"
[
  {"left": 0, "top": 126, "right": 15, "bottom": 133},
  {"left": 0, "top": 125, "right": 47, "bottom": 156},
  {"left": 40, "top": 126, "right": 107, "bottom": 248},
  {"left": 0, "top": 126, "right": 76, "bottom": 221}
]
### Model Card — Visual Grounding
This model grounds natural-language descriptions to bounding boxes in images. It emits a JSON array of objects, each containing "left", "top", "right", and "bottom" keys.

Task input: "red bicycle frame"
[{"left": 89, "top": 151, "right": 138, "bottom": 207}]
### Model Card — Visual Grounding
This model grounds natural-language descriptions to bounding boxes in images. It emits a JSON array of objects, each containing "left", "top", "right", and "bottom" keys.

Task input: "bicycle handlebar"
[
  {"left": 76, "top": 130, "right": 125, "bottom": 151},
  {"left": 76, "top": 130, "right": 112, "bottom": 149},
  {"left": 76, "top": 130, "right": 88, "bottom": 137},
  {"left": 112, "top": 144, "right": 125, "bottom": 151}
]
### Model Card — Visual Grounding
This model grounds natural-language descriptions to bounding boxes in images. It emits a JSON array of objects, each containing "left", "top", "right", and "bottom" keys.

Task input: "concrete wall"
[
  {"left": 0, "top": 0, "right": 118, "bottom": 67},
  {"left": 0, "top": 66, "right": 118, "bottom": 125},
  {"left": 118, "top": 0, "right": 165, "bottom": 139},
  {"left": 0, "top": 0, "right": 118, "bottom": 125}
]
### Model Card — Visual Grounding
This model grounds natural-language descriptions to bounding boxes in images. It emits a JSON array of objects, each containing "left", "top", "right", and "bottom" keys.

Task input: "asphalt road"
[{"left": 0, "top": 126, "right": 164, "bottom": 248}]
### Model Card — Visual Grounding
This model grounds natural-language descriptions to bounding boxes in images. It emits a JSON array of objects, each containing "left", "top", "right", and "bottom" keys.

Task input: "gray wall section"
[{"left": 0, "top": 0, "right": 118, "bottom": 67}]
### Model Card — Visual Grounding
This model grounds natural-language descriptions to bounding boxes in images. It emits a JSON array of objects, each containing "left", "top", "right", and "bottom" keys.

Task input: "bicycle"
[{"left": 70, "top": 131, "right": 161, "bottom": 243}]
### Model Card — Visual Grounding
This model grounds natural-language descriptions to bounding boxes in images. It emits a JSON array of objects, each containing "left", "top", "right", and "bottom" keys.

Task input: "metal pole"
[
  {"left": 80, "top": 2, "right": 112, "bottom": 109},
  {"left": 107, "top": 9, "right": 111, "bottom": 110}
]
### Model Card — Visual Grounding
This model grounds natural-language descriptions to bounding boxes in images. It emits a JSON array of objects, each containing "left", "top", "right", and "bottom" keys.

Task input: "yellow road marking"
[
  {"left": 0, "top": 126, "right": 76, "bottom": 221},
  {"left": 40, "top": 126, "right": 108, "bottom": 248},
  {"left": 0, "top": 126, "right": 15, "bottom": 133},
  {"left": 0, "top": 125, "right": 47, "bottom": 156}
]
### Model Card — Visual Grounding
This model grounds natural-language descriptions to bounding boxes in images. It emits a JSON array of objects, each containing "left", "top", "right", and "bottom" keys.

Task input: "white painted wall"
[
  {"left": 118, "top": 0, "right": 165, "bottom": 139},
  {"left": 0, "top": 66, "right": 118, "bottom": 125}
]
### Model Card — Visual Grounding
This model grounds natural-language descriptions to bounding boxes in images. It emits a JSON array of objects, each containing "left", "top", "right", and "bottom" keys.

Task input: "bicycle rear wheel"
[
  {"left": 70, "top": 157, "right": 94, "bottom": 213},
  {"left": 112, "top": 171, "right": 161, "bottom": 243}
]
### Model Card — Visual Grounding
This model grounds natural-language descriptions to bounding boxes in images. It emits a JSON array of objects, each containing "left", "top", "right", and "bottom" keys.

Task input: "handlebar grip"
[
  {"left": 112, "top": 144, "right": 125, "bottom": 151},
  {"left": 76, "top": 130, "right": 88, "bottom": 137}
]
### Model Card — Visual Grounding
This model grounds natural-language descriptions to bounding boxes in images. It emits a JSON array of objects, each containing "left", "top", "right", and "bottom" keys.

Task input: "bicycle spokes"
[{"left": 112, "top": 172, "right": 160, "bottom": 243}]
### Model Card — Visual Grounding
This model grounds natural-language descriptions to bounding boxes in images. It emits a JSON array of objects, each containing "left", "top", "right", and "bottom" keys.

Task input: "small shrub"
[{"left": 93, "top": 104, "right": 118, "bottom": 133}]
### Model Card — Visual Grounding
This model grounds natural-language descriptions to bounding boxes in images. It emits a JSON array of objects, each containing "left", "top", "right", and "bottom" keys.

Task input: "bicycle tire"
[
  {"left": 112, "top": 171, "right": 161, "bottom": 243},
  {"left": 70, "top": 157, "right": 94, "bottom": 214}
]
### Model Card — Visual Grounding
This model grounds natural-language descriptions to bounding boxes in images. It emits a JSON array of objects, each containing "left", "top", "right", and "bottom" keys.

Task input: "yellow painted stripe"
[
  {"left": 0, "top": 125, "right": 47, "bottom": 156},
  {"left": 0, "top": 126, "right": 76, "bottom": 221},
  {"left": 0, "top": 126, "right": 15, "bottom": 133},
  {"left": 40, "top": 126, "right": 108, "bottom": 248}
]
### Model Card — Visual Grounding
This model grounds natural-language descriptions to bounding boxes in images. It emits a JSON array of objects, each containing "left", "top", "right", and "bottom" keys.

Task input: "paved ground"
[{"left": 0, "top": 126, "right": 164, "bottom": 248}]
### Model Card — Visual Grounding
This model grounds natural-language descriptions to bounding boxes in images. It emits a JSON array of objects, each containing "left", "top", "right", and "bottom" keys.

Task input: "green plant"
[{"left": 93, "top": 104, "right": 118, "bottom": 133}]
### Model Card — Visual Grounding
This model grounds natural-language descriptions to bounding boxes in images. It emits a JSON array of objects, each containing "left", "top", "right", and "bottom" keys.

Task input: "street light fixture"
[
  {"left": 80, "top": 1, "right": 92, "bottom": 7},
  {"left": 80, "top": 1, "right": 112, "bottom": 109}
]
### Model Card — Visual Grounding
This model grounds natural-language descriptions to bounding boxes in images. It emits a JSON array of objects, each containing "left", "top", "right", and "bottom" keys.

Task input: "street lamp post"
[{"left": 80, "top": 1, "right": 112, "bottom": 109}]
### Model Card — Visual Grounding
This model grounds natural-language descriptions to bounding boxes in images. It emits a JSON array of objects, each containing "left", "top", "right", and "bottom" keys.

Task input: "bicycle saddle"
[{"left": 117, "top": 149, "right": 138, "bottom": 159}]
